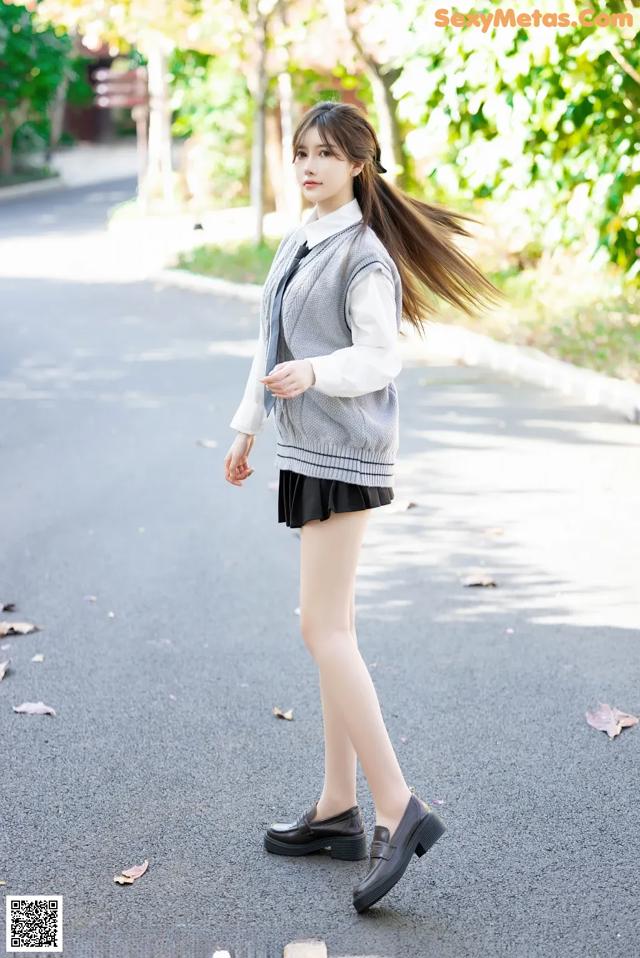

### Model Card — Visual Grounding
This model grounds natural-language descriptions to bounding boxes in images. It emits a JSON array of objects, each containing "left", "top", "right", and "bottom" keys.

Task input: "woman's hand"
[
  {"left": 224, "top": 433, "right": 255, "bottom": 487},
  {"left": 259, "top": 359, "right": 315, "bottom": 399}
]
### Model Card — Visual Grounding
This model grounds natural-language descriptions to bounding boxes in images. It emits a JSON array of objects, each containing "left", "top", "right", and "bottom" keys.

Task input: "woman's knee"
[{"left": 300, "top": 622, "right": 355, "bottom": 660}]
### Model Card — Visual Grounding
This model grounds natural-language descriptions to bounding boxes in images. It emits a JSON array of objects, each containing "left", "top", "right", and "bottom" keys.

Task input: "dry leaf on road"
[
  {"left": 585, "top": 703, "right": 638, "bottom": 739},
  {"left": 462, "top": 575, "right": 497, "bottom": 587},
  {"left": 114, "top": 859, "right": 149, "bottom": 885},
  {"left": 0, "top": 621, "right": 41, "bottom": 637},
  {"left": 273, "top": 706, "right": 294, "bottom": 720},
  {"left": 13, "top": 701, "right": 56, "bottom": 716}
]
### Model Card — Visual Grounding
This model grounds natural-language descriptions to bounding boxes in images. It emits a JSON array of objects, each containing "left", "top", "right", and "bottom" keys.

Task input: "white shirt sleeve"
[
  {"left": 229, "top": 315, "right": 268, "bottom": 436},
  {"left": 307, "top": 266, "right": 402, "bottom": 397}
]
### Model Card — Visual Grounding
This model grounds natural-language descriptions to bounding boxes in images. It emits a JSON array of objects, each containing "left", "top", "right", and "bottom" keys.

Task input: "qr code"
[{"left": 5, "top": 896, "right": 63, "bottom": 953}]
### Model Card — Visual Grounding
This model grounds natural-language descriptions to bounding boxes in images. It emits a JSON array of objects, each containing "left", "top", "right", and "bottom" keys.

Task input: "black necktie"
[{"left": 263, "top": 240, "right": 311, "bottom": 417}]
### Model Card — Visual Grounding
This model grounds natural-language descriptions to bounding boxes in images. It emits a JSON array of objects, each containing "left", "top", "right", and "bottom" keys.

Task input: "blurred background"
[{"left": 1, "top": 0, "right": 638, "bottom": 380}]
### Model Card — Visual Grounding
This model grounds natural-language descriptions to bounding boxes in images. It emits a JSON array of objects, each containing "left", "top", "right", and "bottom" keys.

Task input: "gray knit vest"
[{"left": 261, "top": 220, "right": 402, "bottom": 487}]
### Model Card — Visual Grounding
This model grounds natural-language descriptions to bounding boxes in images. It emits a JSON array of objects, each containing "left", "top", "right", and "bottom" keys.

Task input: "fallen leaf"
[
  {"left": 586, "top": 703, "right": 639, "bottom": 739},
  {"left": 113, "top": 875, "right": 135, "bottom": 885},
  {"left": 387, "top": 499, "right": 418, "bottom": 513},
  {"left": 462, "top": 575, "right": 497, "bottom": 587},
  {"left": 1, "top": 602, "right": 16, "bottom": 612},
  {"left": 31, "top": 654, "right": 44, "bottom": 663},
  {"left": 13, "top": 701, "right": 56, "bottom": 716},
  {"left": 0, "top": 621, "right": 41, "bottom": 637},
  {"left": 120, "top": 860, "right": 149, "bottom": 880},
  {"left": 0, "top": 660, "right": 10, "bottom": 680},
  {"left": 273, "top": 706, "right": 293, "bottom": 720}
]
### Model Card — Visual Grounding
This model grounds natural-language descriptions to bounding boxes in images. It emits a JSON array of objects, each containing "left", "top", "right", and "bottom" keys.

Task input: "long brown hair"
[{"left": 292, "top": 100, "right": 505, "bottom": 338}]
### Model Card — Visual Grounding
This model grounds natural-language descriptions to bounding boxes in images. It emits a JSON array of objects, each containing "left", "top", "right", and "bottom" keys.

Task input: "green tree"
[
  {"left": 393, "top": 0, "right": 640, "bottom": 278},
  {"left": 0, "top": 0, "right": 72, "bottom": 177}
]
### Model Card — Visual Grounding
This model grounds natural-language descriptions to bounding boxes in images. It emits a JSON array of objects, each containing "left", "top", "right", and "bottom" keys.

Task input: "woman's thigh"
[{"left": 299, "top": 509, "right": 370, "bottom": 634}]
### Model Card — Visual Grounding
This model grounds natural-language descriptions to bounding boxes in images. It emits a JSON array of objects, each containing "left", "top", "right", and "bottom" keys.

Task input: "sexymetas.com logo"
[{"left": 434, "top": 7, "right": 636, "bottom": 31}]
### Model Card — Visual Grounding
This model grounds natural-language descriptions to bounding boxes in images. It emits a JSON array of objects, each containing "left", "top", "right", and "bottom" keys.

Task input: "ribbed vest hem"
[{"left": 276, "top": 440, "right": 395, "bottom": 487}]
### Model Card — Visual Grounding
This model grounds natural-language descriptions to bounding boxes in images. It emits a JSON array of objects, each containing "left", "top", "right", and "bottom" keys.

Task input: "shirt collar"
[{"left": 300, "top": 197, "right": 362, "bottom": 249}]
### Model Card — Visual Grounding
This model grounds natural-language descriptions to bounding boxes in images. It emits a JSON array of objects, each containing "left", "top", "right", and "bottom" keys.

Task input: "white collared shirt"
[{"left": 230, "top": 196, "right": 402, "bottom": 436}]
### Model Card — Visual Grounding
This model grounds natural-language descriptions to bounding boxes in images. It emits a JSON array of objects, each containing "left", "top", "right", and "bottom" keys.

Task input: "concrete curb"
[
  {"left": 0, "top": 175, "right": 65, "bottom": 202},
  {"left": 152, "top": 266, "right": 640, "bottom": 424},
  {"left": 153, "top": 267, "right": 264, "bottom": 302},
  {"left": 406, "top": 321, "right": 640, "bottom": 424}
]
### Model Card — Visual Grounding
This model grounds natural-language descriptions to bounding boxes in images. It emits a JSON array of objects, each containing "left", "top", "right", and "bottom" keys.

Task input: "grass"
[
  {"left": 449, "top": 251, "right": 640, "bottom": 383},
  {"left": 176, "top": 237, "right": 281, "bottom": 284},
  {"left": 176, "top": 238, "right": 640, "bottom": 383},
  {"left": 0, "top": 165, "right": 59, "bottom": 188}
]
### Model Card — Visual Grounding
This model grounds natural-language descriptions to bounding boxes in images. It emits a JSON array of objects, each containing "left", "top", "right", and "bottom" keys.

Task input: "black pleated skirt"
[{"left": 278, "top": 468, "right": 394, "bottom": 528}]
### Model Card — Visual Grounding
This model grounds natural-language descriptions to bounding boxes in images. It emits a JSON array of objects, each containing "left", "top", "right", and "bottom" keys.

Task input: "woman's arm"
[
  {"left": 307, "top": 266, "right": 402, "bottom": 397},
  {"left": 229, "top": 316, "right": 268, "bottom": 436}
]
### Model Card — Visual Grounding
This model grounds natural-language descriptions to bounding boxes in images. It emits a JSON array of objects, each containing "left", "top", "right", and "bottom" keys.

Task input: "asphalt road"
[{"left": 1, "top": 179, "right": 639, "bottom": 958}]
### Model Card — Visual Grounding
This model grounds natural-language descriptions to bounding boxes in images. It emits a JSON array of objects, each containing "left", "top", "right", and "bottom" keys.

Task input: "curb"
[
  {"left": 153, "top": 266, "right": 263, "bottom": 302},
  {"left": 405, "top": 321, "right": 640, "bottom": 424},
  {"left": 0, "top": 175, "right": 65, "bottom": 202},
  {"left": 152, "top": 266, "right": 640, "bottom": 425}
]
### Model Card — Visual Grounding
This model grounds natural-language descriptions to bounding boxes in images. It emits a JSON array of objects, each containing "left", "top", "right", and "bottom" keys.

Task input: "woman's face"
[{"left": 294, "top": 127, "right": 364, "bottom": 213}]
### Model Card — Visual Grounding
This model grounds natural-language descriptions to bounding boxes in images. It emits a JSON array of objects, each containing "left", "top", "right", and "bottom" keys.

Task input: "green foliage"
[
  {"left": 0, "top": 0, "right": 73, "bottom": 171},
  {"left": 393, "top": 0, "right": 640, "bottom": 279},
  {"left": 0, "top": 0, "right": 72, "bottom": 114},
  {"left": 65, "top": 54, "right": 96, "bottom": 107},
  {"left": 169, "top": 49, "right": 252, "bottom": 207},
  {"left": 285, "top": 62, "right": 374, "bottom": 120}
]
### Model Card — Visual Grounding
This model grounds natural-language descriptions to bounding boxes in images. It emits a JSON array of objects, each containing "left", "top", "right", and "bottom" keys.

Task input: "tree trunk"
[
  {"left": 48, "top": 73, "right": 69, "bottom": 155},
  {"left": 142, "top": 36, "right": 174, "bottom": 207},
  {"left": 277, "top": 70, "right": 301, "bottom": 224},
  {"left": 249, "top": 9, "right": 269, "bottom": 245},
  {"left": 264, "top": 107, "right": 281, "bottom": 213},
  {"left": 343, "top": 5, "right": 405, "bottom": 185},
  {"left": 0, "top": 113, "right": 13, "bottom": 177}
]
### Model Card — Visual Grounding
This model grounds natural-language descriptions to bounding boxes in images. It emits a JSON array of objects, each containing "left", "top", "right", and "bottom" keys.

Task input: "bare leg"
[
  {"left": 311, "top": 585, "right": 358, "bottom": 820},
  {"left": 300, "top": 510, "right": 412, "bottom": 836}
]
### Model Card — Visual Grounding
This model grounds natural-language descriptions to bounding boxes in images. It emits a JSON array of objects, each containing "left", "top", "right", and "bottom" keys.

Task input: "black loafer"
[
  {"left": 264, "top": 800, "right": 368, "bottom": 860},
  {"left": 352, "top": 793, "right": 446, "bottom": 912}
]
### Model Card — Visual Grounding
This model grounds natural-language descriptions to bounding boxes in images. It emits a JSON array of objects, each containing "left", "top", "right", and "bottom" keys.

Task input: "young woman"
[{"left": 224, "top": 100, "right": 501, "bottom": 912}]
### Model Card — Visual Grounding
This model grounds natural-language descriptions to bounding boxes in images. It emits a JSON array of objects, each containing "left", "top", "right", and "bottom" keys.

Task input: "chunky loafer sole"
[
  {"left": 353, "top": 807, "right": 446, "bottom": 913},
  {"left": 264, "top": 801, "right": 368, "bottom": 860},
  {"left": 264, "top": 831, "right": 368, "bottom": 860}
]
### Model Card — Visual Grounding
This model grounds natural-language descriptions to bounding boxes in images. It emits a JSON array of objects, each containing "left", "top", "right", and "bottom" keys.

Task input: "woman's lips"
[{"left": 304, "top": 182, "right": 321, "bottom": 187}]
